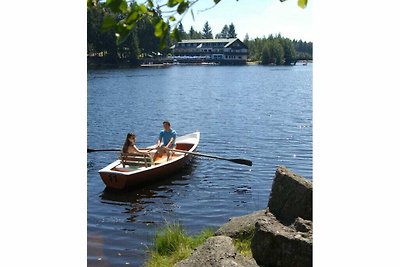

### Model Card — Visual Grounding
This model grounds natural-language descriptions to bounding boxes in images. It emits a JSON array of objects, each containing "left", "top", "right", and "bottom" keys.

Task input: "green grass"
[
  {"left": 145, "top": 223, "right": 214, "bottom": 267},
  {"left": 232, "top": 230, "right": 255, "bottom": 258}
]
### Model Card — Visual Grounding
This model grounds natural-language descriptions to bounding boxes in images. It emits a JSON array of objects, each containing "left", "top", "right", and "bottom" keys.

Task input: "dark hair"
[
  {"left": 122, "top": 132, "right": 135, "bottom": 153},
  {"left": 163, "top": 120, "right": 171, "bottom": 126}
]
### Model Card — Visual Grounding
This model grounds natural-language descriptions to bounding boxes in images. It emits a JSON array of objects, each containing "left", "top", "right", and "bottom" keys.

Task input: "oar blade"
[{"left": 229, "top": 158, "right": 253, "bottom": 166}]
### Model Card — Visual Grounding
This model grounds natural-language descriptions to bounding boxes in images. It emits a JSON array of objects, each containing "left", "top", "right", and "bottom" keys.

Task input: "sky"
[{"left": 179, "top": 0, "right": 312, "bottom": 41}]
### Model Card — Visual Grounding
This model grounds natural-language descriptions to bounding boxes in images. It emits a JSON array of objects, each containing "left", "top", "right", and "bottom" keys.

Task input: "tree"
[
  {"left": 189, "top": 26, "right": 195, "bottom": 39},
  {"left": 92, "top": 0, "right": 309, "bottom": 46},
  {"left": 177, "top": 23, "right": 188, "bottom": 40},
  {"left": 261, "top": 43, "right": 272, "bottom": 65},
  {"left": 215, "top": 24, "right": 229, "bottom": 39},
  {"left": 87, "top": 2, "right": 119, "bottom": 62},
  {"left": 202, "top": 21, "right": 213, "bottom": 39},
  {"left": 243, "top": 33, "right": 249, "bottom": 45},
  {"left": 227, "top": 23, "right": 237, "bottom": 38},
  {"left": 92, "top": 0, "right": 309, "bottom": 47},
  {"left": 136, "top": 17, "right": 162, "bottom": 56},
  {"left": 280, "top": 38, "right": 296, "bottom": 65},
  {"left": 270, "top": 40, "right": 284, "bottom": 65},
  {"left": 188, "top": 26, "right": 202, "bottom": 39}
]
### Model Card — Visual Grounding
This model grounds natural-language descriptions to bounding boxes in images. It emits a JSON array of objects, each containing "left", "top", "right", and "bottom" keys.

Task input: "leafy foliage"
[
  {"left": 87, "top": 2, "right": 171, "bottom": 66},
  {"left": 90, "top": 0, "right": 308, "bottom": 47},
  {"left": 87, "top": 1, "right": 312, "bottom": 67}
]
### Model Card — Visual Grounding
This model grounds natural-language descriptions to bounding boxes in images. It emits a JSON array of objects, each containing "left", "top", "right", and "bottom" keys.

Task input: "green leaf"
[
  {"left": 126, "top": 11, "right": 139, "bottom": 24},
  {"left": 298, "top": 0, "right": 308, "bottom": 8},
  {"left": 171, "top": 27, "right": 181, "bottom": 42},
  {"left": 115, "top": 22, "right": 131, "bottom": 45},
  {"left": 169, "top": 16, "right": 176, "bottom": 21},
  {"left": 148, "top": 0, "right": 154, "bottom": 8},
  {"left": 101, "top": 16, "right": 115, "bottom": 32},
  {"left": 163, "top": 21, "right": 169, "bottom": 32},
  {"left": 154, "top": 20, "right": 165, "bottom": 37},
  {"left": 177, "top": 1, "right": 188, "bottom": 14},
  {"left": 126, "top": 22, "right": 136, "bottom": 30},
  {"left": 213, "top": 0, "right": 221, "bottom": 4},
  {"left": 105, "top": 0, "right": 128, "bottom": 13},
  {"left": 116, "top": 29, "right": 130, "bottom": 45},
  {"left": 167, "top": 0, "right": 179, "bottom": 7},
  {"left": 138, "top": 3, "right": 147, "bottom": 14},
  {"left": 119, "top": 0, "right": 127, "bottom": 12},
  {"left": 159, "top": 35, "right": 167, "bottom": 50}
]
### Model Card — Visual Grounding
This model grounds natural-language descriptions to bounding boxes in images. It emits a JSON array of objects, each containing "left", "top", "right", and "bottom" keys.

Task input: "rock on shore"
[
  {"left": 214, "top": 210, "right": 266, "bottom": 238},
  {"left": 251, "top": 166, "right": 313, "bottom": 267},
  {"left": 251, "top": 211, "right": 312, "bottom": 267},
  {"left": 174, "top": 166, "right": 313, "bottom": 267},
  {"left": 174, "top": 236, "right": 258, "bottom": 267},
  {"left": 267, "top": 166, "right": 312, "bottom": 225}
]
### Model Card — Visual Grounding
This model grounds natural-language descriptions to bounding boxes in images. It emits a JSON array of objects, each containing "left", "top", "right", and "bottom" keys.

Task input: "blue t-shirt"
[{"left": 159, "top": 129, "right": 177, "bottom": 146}]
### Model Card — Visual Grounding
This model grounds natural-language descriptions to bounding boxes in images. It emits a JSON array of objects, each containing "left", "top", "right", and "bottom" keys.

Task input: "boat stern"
[{"left": 99, "top": 170, "right": 128, "bottom": 190}]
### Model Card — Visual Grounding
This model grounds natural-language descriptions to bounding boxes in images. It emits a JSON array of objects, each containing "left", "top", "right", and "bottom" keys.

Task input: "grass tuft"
[
  {"left": 232, "top": 230, "right": 255, "bottom": 258},
  {"left": 145, "top": 223, "right": 214, "bottom": 267}
]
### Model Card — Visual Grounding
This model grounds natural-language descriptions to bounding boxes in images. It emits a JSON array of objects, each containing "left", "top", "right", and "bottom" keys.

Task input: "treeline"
[
  {"left": 178, "top": 22, "right": 238, "bottom": 40},
  {"left": 244, "top": 34, "right": 313, "bottom": 65},
  {"left": 87, "top": 1, "right": 312, "bottom": 67},
  {"left": 88, "top": 1, "right": 172, "bottom": 66}
]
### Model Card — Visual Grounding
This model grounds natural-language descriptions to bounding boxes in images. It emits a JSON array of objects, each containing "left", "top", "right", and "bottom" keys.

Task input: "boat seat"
[{"left": 120, "top": 153, "right": 153, "bottom": 168}]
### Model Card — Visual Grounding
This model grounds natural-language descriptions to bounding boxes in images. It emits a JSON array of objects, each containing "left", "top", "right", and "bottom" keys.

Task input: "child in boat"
[{"left": 122, "top": 133, "right": 151, "bottom": 156}]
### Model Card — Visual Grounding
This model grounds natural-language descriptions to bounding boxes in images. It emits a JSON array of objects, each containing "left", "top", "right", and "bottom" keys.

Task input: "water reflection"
[{"left": 99, "top": 162, "right": 197, "bottom": 224}]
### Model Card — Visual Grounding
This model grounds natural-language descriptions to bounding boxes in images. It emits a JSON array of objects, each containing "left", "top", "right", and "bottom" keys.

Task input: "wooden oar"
[
  {"left": 87, "top": 148, "right": 155, "bottom": 153},
  {"left": 167, "top": 148, "right": 252, "bottom": 166}
]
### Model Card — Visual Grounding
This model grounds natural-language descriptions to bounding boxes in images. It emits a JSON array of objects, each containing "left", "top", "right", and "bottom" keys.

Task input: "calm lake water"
[{"left": 87, "top": 64, "right": 312, "bottom": 266}]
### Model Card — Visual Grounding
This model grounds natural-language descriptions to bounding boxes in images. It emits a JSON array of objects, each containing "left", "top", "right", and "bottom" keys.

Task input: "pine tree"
[
  {"left": 227, "top": 23, "right": 237, "bottom": 38},
  {"left": 178, "top": 23, "right": 188, "bottom": 39},
  {"left": 216, "top": 24, "right": 229, "bottom": 38},
  {"left": 189, "top": 26, "right": 195, "bottom": 39},
  {"left": 202, "top": 21, "right": 213, "bottom": 39}
]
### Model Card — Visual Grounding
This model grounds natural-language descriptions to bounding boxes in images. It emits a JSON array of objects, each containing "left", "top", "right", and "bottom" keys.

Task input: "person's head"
[
  {"left": 127, "top": 132, "right": 136, "bottom": 144},
  {"left": 122, "top": 132, "right": 136, "bottom": 153},
  {"left": 163, "top": 120, "right": 171, "bottom": 131}
]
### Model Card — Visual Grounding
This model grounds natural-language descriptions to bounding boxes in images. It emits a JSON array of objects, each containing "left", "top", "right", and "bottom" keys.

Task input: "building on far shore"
[{"left": 170, "top": 38, "right": 248, "bottom": 64}]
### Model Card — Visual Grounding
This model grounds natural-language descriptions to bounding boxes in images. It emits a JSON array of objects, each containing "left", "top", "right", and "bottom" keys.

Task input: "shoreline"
[
  {"left": 144, "top": 166, "right": 313, "bottom": 267},
  {"left": 87, "top": 60, "right": 313, "bottom": 70}
]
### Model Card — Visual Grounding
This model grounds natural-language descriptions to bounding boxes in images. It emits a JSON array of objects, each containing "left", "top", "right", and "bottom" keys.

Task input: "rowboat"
[{"left": 99, "top": 132, "right": 200, "bottom": 190}]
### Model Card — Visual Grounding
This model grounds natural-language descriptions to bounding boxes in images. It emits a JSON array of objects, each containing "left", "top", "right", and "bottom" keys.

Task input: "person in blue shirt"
[{"left": 155, "top": 120, "right": 177, "bottom": 160}]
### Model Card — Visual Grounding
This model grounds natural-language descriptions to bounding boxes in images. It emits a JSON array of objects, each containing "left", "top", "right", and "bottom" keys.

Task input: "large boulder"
[
  {"left": 267, "top": 166, "right": 312, "bottom": 224},
  {"left": 214, "top": 210, "right": 266, "bottom": 238},
  {"left": 174, "top": 236, "right": 258, "bottom": 267},
  {"left": 251, "top": 212, "right": 312, "bottom": 267}
]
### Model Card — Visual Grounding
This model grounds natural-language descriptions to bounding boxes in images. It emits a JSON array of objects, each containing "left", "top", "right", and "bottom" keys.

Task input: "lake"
[{"left": 87, "top": 64, "right": 312, "bottom": 266}]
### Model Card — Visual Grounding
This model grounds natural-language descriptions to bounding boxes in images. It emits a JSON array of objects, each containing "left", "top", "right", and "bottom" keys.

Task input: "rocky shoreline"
[{"left": 174, "top": 166, "right": 313, "bottom": 267}]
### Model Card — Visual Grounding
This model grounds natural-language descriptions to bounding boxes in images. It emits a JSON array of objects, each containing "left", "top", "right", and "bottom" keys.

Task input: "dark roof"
[
  {"left": 179, "top": 38, "right": 236, "bottom": 44},
  {"left": 172, "top": 38, "right": 247, "bottom": 49}
]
